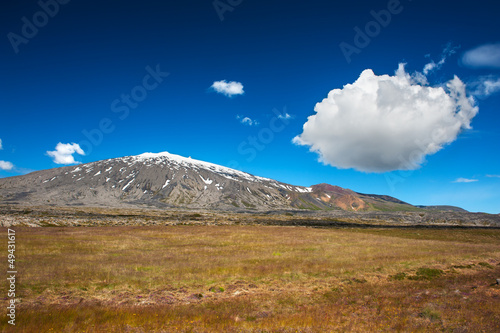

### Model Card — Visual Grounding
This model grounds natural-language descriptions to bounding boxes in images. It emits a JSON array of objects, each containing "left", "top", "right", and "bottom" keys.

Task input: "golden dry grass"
[{"left": 1, "top": 225, "right": 500, "bottom": 332}]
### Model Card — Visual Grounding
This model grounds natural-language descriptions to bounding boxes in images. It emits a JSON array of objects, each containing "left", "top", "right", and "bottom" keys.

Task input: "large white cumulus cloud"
[{"left": 293, "top": 64, "right": 478, "bottom": 172}]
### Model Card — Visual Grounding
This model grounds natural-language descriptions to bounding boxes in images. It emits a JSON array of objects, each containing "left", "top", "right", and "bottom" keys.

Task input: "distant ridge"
[{"left": 416, "top": 205, "right": 468, "bottom": 213}]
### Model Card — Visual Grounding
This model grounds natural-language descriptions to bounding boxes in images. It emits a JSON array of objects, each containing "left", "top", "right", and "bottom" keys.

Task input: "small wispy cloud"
[
  {"left": 0, "top": 139, "right": 13, "bottom": 170},
  {"left": 47, "top": 143, "right": 85, "bottom": 165},
  {"left": 278, "top": 112, "right": 293, "bottom": 120},
  {"left": 453, "top": 177, "right": 478, "bottom": 183},
  {"left": 469, "top": 75, "right": 500, "bottom": 98},
  {"left": 462, "top": 43, "right": 500, "bottom": 69},
  {"left": 237, "top": 115, "right": 259, "bottom": 126},
  {"left": 210, "top": 80, "right": 244, "bottom": 97},
  {"left": 486, "top": 174, "right": 500, "bottom": 178},
  {"left": 0, "top": 160, "right": 14, "bottom": 171},
  {"left": 423, "top": 42, "right": 460, "bottom": 75}
]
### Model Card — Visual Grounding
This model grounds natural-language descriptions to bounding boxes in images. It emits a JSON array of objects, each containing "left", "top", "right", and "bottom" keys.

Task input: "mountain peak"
[{"left": 129, "top": 151, "right": 271, "bottom": 183}]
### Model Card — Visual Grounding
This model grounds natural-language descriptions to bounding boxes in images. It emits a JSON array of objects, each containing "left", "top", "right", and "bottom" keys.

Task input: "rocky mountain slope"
[{"left": 0, "top": 152, "right": 454, "bottom": 212}]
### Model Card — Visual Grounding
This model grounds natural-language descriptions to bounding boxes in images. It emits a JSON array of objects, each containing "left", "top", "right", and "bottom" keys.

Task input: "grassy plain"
[{"left": 1, "top": 225, "right": 500, "bottom": 332}]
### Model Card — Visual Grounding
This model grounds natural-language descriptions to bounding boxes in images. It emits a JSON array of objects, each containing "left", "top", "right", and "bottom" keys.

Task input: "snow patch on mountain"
[
  {"left": 122, "top": 179, "right": 135, "bottom": 191},
  {"left": 200, "top": 175, "right": 213, "bottom": 185}
]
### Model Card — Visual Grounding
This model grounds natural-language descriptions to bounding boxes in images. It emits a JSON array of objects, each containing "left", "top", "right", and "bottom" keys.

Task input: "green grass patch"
[
  {"left": 478, "top": 262, "right": 494, "bottom": 269},
  {"left": 419, "top": 305, "right": 441, "bottom": 321},
  {"left": 408, "top": 268, "right": 444, "bottom": 280}
]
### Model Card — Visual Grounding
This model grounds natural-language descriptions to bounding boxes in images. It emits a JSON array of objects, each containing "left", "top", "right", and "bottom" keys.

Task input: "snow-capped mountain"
[{"left": 0, "top": 152, "right": 415, "bottom": 211}]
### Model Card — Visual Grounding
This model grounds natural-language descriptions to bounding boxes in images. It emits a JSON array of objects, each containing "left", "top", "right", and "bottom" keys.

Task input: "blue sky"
[{"left": 1, "top": 0, "right": 499, "bottom": 213}]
